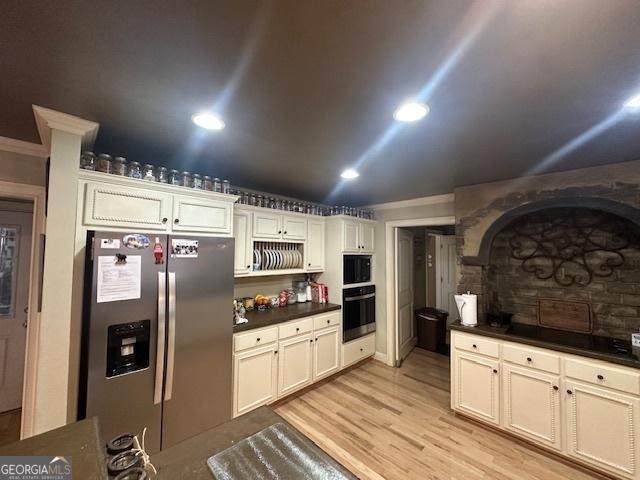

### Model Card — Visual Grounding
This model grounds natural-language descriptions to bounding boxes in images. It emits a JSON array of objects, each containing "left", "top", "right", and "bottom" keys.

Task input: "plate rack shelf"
[{"left": 253, "top": 241, "right": 304, "bottom": 272}]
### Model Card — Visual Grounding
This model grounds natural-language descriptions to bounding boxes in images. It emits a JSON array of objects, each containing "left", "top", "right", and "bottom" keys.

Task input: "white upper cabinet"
[
  {"left": 359, "top": 222, "right": 375, "bottom": 253},
  {"left": 343, "top": 220, "right": 359, "bottom": 253},
  {"left": 252, "top": 211, "right": 282, "bottom": 239},
  {"left": 282, "top": 216, "right": 307, "bottom": 240},
  {"left": 172, "top": 194, "right": 231, "bottom": 234},
  {"left": 306, "top": 219, "right": 325, "bottom": 271},
  {"left": 83, "top": 181, "right": 171, "bottom": 231},
  {"left": 233, "top": 211, "right": 252, "bottom": 276},
  {"left": 79, "top": 170, "right": 236, "bottom": 236}
]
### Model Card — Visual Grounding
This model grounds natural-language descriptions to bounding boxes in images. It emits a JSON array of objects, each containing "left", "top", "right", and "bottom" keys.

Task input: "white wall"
[
  {"left": 0, "top": 151, "right": 46, "bottom": 186},
  {"left": 370, "top": 195, "right": 455, "bottom": 355}
]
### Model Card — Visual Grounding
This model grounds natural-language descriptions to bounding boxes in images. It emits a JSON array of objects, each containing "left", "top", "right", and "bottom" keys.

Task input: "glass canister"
[
  {"left": 222, "top": 179, "right": 230, "bottom": 194},
  {"left": 127, "top": 161, "right": 142, "bottom": 179},
  {"left": 80, "top": 151, "right": 96, "bottom": 170},
  {"left": 112, "top": 156, "right": 127, "bottom": 176},
  {"left": 192, "top": 173, "right": 203, "bottom": 189},
  {"left": 168, "top": 169, "right": 180, "bottom": 185},
  {"left": 180, "top": 171, "right": 192, "bottom": 188},
  {"left": 157, "top": 166, "right": 168, "bottom": 183},
  {"left": 256, "top": 195, "right": 264, "bottom": 208},
  {"left": 213, "top": 177, "right": 222, "bottom": 193},
  {"left": 97, "top": 154, "right": 113, "bottom": 174},
  {"left": 203, "top": 175, "right": 213, "bottom": 191},
  {"left": 143, "top": 164, "right": 156, "bottom": 181}
]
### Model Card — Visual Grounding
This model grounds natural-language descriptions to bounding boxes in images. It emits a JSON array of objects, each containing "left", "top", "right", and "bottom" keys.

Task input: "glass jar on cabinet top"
[
  {"left": 212, "top": 177, "right": 222, "bottom": 193},
  {"left": 127, "top": 161, "right": 142, "bottom": 179},
  {"left": 143, "top": 164, "right": 156, "bottom": 181},
  {"left": 203, "top": 175, "right": 213, "bottom": 191},
  {"left": 192, "top": 173, "right": 203, "bottom": 189},
  {"left": 97, "top": 154, "right": 113, "bottom": 174},
  {"left": 112, "top": 156, "right": 127, "bottom": 176},
  {"left": 157, "top": 166, "right": 168, "bottom": 183},
  {"left": 80, "top": 151, "right": 96, "bottom": 170},
  {"left": 180, "top": 172, "right": 192, "bottom": 188},
  {"left": 168, "top": 169, "right": 180, "bottom": 185},
  {"left": 222, "top": 179, "right": 230, "bottom": 194}
]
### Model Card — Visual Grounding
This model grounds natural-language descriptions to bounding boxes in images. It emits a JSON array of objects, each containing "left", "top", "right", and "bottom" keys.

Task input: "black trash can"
[{"left": 416, "top": 307, "right": 449, "bottom": 353}]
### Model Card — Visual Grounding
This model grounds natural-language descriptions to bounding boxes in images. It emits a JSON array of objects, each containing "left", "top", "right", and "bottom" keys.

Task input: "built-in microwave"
[{"left": 343, "top": 255, "right": 371, "bottom": 285}]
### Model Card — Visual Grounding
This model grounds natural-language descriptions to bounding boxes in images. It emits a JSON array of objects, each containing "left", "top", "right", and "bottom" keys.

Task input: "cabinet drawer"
[
  {"left": 342, "top": 333, "right": 375, "bottom": 368},
  {"left": 564, "top": 357, "right": 640, "bottom": 396},
  {"left": 313, "top": 311, "right": 341, "bottom": 330},
  {"left": 279, "top": 317, "right": 314, "bottom": 340},
  {"left": 234, "top": 327, "right": 278, "bottom": 352},
  {"left": 454, "top": 333, "right": 500, "bottom": 359},
  {"left": 503, "top": 343, "right": 560, "bottom": 374}
]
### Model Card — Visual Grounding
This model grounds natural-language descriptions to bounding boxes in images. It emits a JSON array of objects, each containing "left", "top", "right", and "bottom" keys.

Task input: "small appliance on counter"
[{"left": 455, "top": 291, "right": 478, "bottom": 327}]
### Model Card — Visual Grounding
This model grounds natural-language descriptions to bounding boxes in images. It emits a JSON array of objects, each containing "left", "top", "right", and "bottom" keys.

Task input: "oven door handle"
[{"left": 344, "top": 293, "right": 375, "bottom": 302}]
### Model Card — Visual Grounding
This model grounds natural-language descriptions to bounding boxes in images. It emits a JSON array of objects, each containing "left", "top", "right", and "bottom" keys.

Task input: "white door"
[
  {"left": 306, "top": 220, "right": 325, "bottom": 272},
  {"left": 171, "top": 194, "right": 232, "bottom": 234},
  {"left": 359, "top": 222, "right": 375, "bottom": 253},
  {"left": 233, "top": 211, "right": 252, "bottom": 276},
  {"left": 0, "top": 210, "right": 32, "bottom": 413},
  {"left": 453, "top": 350, "right": 500, "bottom": 425},
  {"left": 565, "top": 380, "right": 640, "bottom": 479},
  {"left": 252, "top": 211, "right": 282, "bottom": 239},
  {"left": 342, "top": 220, "right": 359, "bottom": 253},
  {"left": 313, "top": 326, "right": 339, "bottom": 381},
  {"left": 278, "top": 334, "right": 313, "bottom": 397},
  {"left": 435, "top": 235, "right": 457, "bottom": 319},
  {"left": 282, "top": 216, "right": 307, "bottom": 241},
  {"left": 502, "top": 364, "right": 562, "bottom": 451},
  {"left": 233, "top": 344, "right": 278, "bottom": 417},
  {"left": 395, "top": 228, "right": 414, "bottom": 364}
]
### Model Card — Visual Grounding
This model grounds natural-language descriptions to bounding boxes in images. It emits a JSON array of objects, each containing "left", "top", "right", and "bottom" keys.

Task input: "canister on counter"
[{"left": 242, "top": 297, "right": 255, "bottom": 311}]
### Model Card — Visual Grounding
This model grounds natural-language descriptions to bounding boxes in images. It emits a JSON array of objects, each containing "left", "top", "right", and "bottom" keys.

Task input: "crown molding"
[
  {"left": 32, "top": 105, "right": 99, "bottom": 150},
  {"left": 0, "top": 136, "right": 48, "bottom": 158},
  {"left": 366, "top": 192, "right": 455, "bottom": 211}
]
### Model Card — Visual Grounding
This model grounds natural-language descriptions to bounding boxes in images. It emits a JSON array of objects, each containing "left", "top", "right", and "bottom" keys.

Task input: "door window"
[{"left": 0, "top": 226, "right": 19, "bottom": 317}]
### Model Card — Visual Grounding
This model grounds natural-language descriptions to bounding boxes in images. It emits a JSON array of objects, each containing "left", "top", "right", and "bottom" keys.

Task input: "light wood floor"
[
  {"left": 275, "top": 348, "right": 602, "bottom": 480},
  {"left": 0, "top": 409, "right": 21, "bottom": 447}
]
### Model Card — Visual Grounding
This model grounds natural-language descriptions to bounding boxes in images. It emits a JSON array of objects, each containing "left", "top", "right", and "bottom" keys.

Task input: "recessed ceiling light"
[
  {"left": 624, "top": 93, "right": 640, "bottom": 109},
  {"left": 340, "top": 168, "right": 359, "bottom": 179},
  {"left": 192, "top": 112, "right": 225, "bottom": 130},
  {"left": 393, "top": 102, "right": 429, "bottom": 122}
]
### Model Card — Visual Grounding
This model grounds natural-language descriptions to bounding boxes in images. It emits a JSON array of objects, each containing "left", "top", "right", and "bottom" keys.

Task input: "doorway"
[
  {"left": 390, "top": 218, "right": 457, "bottom": 367},
  {"left": 0, "top": 200, "right": 33, "bottom": 445}
]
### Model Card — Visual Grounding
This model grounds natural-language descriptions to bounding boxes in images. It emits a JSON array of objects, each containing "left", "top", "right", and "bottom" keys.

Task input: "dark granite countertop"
[
  {"left": 450, "top": 321, "right": 640, "bottom": 369},
  {"left": 234, "top": 302, "right": 341, "bottom": 333},
  {"left": 0, "top": 417, "right": 107, "bottom": 479},
  {"left": 152, "top": 407, "right": 355, "bottom": 479}
]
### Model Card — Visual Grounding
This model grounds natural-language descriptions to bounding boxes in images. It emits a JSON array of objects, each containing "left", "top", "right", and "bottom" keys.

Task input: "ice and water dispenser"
[{"left": 106, "top": 320, "right": 151, "bottom": 377}]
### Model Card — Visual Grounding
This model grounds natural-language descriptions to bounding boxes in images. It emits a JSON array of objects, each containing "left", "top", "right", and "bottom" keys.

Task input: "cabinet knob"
[
  {"left": 553, "top": 385, "right": 559, "bottom": 391},
  {"left": 327, "top": 319, "right": 330, "bottom": 324},
  {"left": 284, "top": 231, "right": 287, "bottom": 234},
  {"left": 256, "top": 337, "right": 260, "bottom": 342},
  {"left": 360, "top": 348, "right": 363, "bottom": 352},
  {"left": 174, "top": 218, "right": 180, "bottom": 224},
  {"left": 274, "top": 350, "right": 278, "bottom": 355},
  {"left": 308, "top": 263, "right": 311, "bottom": 266},
  {"left": 296, "top": 327, "right": 300, "bottom": 332},
  {"left": 567, "top": 389, "right": 573, "bottom": 395},
  {"left": 278, "top": 230, "right": 282, "bottom": 234},
  {"left": 247, "top": 265, "right": 250, "bottom": 269},
  {"left": 492, "top": 369, "right": 498, "bottom": 374},
  {"left": 310, "top": 339, "right": 314, "bottom": 343},
  {"left": 315, "top": 338, "right": 318, "bottom": 341},
  {"left": 526, "top": 357, "right": 532, "bottom": 362},
  {"left": 162, "top": 217, "right": 168, "bottom": 223},
  {"left": 472, "top": 344, "right": 477, "bottom": 349},
  {"left": 597, "top": 374, "right": 604, "bottom": 380}
]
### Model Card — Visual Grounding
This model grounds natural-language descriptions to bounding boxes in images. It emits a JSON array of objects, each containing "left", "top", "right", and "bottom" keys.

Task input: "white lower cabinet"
[
  {"left": 565, "top": 380, "right": 640, "bottom": 479},
  {"left": 502, "top": 364, "right": 561, "bottom": 451},
  {"left": 278, "top": 333, "right": 314, "bottom": 397},
  {"left": 452, "top": 351, "right": 500, "bottom": 425},
  {"left": 233, "top": 343, "right": 278, "bottom": 417},
  {"left": 313, "top": 326, "right": 340, "bottom": 380},
  {"left": 452, "top": 331, "right": 640, "bottom": 479}
]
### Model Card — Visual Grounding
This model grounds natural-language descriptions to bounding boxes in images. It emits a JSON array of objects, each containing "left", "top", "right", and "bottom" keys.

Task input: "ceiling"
[{"left": 1, "top": 1, "right": 640, "bottom": 205}]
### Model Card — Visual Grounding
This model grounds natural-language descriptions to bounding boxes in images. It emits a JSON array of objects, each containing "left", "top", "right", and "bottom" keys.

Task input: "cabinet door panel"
[
  {"left": 306, "top": 220, "right": 325, "bottom": 271},
  {"left": 313, "top": 326, "right": 340, "bottom": 381},
  {"left": 565, "top": 380, "right": 640, "bottom": 479},
  {"left": 278, "top": 334, "right": 313, "bottom": 397},
  {"left": 172, "top": 194, "right": 231, "bottom": 234},
  {"left": 233, "top": 211, "right": 252, "bottom": 275},
  {"left": 253, "top": 212, "right": 282, "bottom": 239},
  {"left": 282, "top": 216, "right": 307, "bottom": 240},
  {"left": 84, "top": 182, "right": 171, "bottom": 230},
  {"left": 342, "top": 221, "right": 359, "bottom": 253},
  {"left": 453, "top": 351, "right": 500, "bottom": 425},
  {"left": 359, "top": 222, "right": 375, "bottom": 253},
  {"left": 233, "top": 345, "right": 277, "bottom": 417},
  {"left": 503, "top": 364, "right": 561, "bottom": 450}
]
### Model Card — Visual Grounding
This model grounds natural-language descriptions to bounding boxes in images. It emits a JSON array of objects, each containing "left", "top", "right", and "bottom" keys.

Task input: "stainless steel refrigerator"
[{"left": 78, "top": 230, "right": 233, "bottom": 453}]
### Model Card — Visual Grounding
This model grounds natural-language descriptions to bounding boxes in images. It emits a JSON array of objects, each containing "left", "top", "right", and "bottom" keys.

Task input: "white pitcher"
[{"left": 455, "top": 291, "right": 478, "bottom": 327}]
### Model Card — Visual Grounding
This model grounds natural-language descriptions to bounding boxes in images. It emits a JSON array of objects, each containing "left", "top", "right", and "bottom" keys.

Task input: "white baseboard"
[{"left": 373, "top": 351, "right": 388, "bottom": 364}]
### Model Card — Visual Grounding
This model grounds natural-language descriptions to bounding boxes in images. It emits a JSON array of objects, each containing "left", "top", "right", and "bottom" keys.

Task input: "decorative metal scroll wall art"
[{"left": 507, "top": 208, "right": 640, "bottom": 287}]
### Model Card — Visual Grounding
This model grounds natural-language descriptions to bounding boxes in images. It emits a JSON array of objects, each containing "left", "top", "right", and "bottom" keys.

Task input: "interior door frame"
[
  {"left": 0, "top": 180, "right": 46, "bottom": 439},
  {"left": 386, "top": 216, "right": 456, "bottom": 367}
]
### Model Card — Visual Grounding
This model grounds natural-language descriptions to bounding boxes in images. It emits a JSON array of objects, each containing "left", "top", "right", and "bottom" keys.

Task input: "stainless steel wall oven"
[{"left": 342, "top": 285, "right": 375, "bottom": 342}]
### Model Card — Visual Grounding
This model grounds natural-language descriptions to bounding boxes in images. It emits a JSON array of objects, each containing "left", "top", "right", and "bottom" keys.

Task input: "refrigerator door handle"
[
  {"left": 154, "top": 272, "right": 166, "bottom": 405},
  {"left": 165, "top": 272, "right": 177, "bottom": 401}
]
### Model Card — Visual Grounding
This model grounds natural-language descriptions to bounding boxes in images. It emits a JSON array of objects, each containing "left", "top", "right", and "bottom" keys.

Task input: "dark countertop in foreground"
[
  {"left": 0, "top": 417, "right": 106, "bottom": 479},
  {"left": 450, "top": 321, "right": 640, "bottom": 369},
  {"left": 152, "top": 407, "right": 355, "bottom": 479},
  {"left": 234, "top": 302, "right": 341, "bottom": 333}
]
